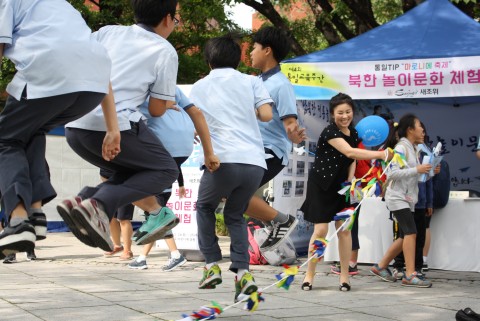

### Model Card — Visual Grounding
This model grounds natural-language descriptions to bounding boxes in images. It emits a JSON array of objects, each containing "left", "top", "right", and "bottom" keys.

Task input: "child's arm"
[
  {"left": 186, "top": 106, "right": 220, "bottom": 172},
  {"left": 347, "top": 160, "right": 356, "bottom": 182},
  {"left": 148, "top": 96, "right": 177, "bottom": 117},
  {"left": 256, "top": 103, "right": 273, "bottom": 122},
  {"left": 283, "top": 116, "right": 306, "bottom": 144},
  {"left": 100, "top": 82, "right": 121, "bottom": 161}
]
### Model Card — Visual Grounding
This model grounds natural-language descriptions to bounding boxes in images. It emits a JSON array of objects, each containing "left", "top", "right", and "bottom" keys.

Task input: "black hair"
[
  {"left": 131, "top": 0, "right": 177, "bottom": 27},
  {"left": 204, "top": 33, "right": 241, "bottom": 69},
  {"left": 385, "top": 126, "right": 399, "bottom": 149},
  {"left": 252, "top": 26, "right": 291, "bottom": 63},
  {"left": 397, "top": 113, "right": 418, "bottom": 139},
  {"left": 329, "top": 93, "right": 355, "bottom": 115}
]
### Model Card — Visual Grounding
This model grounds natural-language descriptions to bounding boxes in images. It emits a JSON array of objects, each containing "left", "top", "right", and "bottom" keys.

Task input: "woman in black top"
[{"left": 301, "top": 93, "right": 390, "bottom": 291}]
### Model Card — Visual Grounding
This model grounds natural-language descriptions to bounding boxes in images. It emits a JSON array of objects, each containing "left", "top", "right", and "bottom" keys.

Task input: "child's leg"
[
  {"left": 221, "top": 164, "right": 263, "bottom": 273},
  {"left": 196, "top": 171, "right": 225, "bottom": 265}
]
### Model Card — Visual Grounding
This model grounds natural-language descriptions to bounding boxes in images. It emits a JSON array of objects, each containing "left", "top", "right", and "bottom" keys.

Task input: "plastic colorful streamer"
[
  {"left": 275, "top": 264, "right": 299, "bottom": 290},
  {"left": 245, "top": 292, "right": 265, "bottom": 312}
]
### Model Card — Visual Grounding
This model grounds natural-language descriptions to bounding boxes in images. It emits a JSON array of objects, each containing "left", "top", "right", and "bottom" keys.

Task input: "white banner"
[{"left": 281, "top": 56, "right": 480, "bottom": 100}]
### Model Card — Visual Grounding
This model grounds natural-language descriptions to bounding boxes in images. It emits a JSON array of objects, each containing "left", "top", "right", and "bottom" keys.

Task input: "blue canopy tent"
[{"left": 274, "top": 0, "right": 480, "bottom": 256}]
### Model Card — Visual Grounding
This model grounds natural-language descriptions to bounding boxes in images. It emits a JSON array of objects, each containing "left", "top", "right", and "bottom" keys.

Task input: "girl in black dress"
[{"left": 301, "top": 93, "right": 390, "bottom": 291}]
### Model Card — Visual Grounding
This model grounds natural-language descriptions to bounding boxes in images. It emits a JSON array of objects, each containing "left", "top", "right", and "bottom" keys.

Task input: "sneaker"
[
  {"left": 162, "top": 255, "right": 187, "bottom": 271},
  {"left": 56, "top": 196, "right": 95, "bottom": 247},
  {"left": 134, "top": 207, "right": 179, "bottom": 245},
  {"left": 71, "top": 199, "right": 113, "bottom": 252},
  {"left": 128, "top": 258, "right": 148, "bottom": 270},
  {"left": 401, "top": 271, "right": 432, "bottom": 288},
  {"left": 259, "top": 215, "right": 298, "bottom": 251},
  {"left": 392, "top": 267, "right": 405, "bottom": 280},
  {"left": 234, "top": 272, "right": 258, "bottom": 303},
  {"left": 422, "top": 263, "right": 429, "bottom": 272},
  {"left": 198, "top": 264, "right": 222, "bottom": 289},
  {"left": 30, "top": 212, "right": 47, "bottom": 241},
  {"left": 3, "top": 253, "right": 17, "bottom": 264},
  {"left": 0, "top": 220, "right": 36, "bottom": 259},
  {"left": 26, "top": 249, "right": 37, "bottom": 261},
  {"left": 330, "top": 262, "right": 359, "bottom": 276},
  {"left": 415, "top": 270, "right": 426, "bottom": 280},
  {"left": 370, "top": 264, "right": 397, "bottom": 282}
]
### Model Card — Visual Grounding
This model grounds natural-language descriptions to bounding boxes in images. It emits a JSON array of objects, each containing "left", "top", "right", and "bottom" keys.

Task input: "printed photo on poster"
[
  {"left": 295, "top": 181, "right": 305, "bottom": 197},
  {"left": 282, "top": 180, "right": 292, "bottom": 197},
  {"left": 284, "top": 159, "right": 293, "bottom": 176},
  {"left": 296, "top": 160, "right": 305, "bottom": 177}
]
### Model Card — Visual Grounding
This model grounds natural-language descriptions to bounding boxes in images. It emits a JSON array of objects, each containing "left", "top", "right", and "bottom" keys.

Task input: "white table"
[{"left": 324, "top": 198, "right": 480, "bottom": 272}]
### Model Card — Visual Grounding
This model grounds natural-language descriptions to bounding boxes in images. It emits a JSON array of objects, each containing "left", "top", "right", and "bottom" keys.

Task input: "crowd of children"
[{"left": 1, "top": 0, "right": 461, "bottom": 305}]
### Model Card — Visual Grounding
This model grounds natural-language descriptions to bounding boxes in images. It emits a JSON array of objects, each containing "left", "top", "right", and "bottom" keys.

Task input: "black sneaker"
[
  {"left": 30, "top": 212, "right": 47, "bottom": 241},
  {"left": 259, "top": 215, "right": 298, "bottom": 251},
  {"left": 0, "top": 220, "right": 36, "bottom": 259},
  {"left": 3, "top": 253, "right": 17, "bottom": 264},
  {"left": 26, "top": 249, "right": 37, "bottom": 261},
  {"left": 422, "top": 263, "right": 429, "bottom": 272}
]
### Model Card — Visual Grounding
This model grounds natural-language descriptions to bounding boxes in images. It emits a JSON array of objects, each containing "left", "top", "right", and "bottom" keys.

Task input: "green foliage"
[
  {"left": 0, "top": 58, "right": 15, "bottom": 101},
  {"left": 372, "top": 0, "right": 403, "bottom": 24},
  {"left": 215, "top": 213, "right": 229, "bottom": 236}
]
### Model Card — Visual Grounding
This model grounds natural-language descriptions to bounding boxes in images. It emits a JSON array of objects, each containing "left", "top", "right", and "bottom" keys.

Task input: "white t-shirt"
[
  {"left": 190, "top": 68, "right": 273, "bottom": 169},
  {"left": 0, "top": 0, "right": 111, "bottom": 100},
  {"left": 67, "top": 25, "right": 178, "bottom": 131}
]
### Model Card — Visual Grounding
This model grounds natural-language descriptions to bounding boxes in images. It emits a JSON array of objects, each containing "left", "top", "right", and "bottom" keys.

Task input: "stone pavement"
[{"left": 1, "top": 233, "right": 479, "bottom": 321}]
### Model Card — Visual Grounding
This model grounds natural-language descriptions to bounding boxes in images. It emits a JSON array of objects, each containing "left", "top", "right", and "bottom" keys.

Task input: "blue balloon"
[{"left": 355, "top": 115, "right": 389, "bottom": 147}]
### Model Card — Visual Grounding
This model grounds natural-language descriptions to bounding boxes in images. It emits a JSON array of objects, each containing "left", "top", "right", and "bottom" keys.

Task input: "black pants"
[
  {"left": 0, "top": 91, "right": 104, "bottom": 217},
  {"left": 196, "top": 163, "right": 264, "bottom": 272},
  {"left": 392, "top": 208, "right": 427, "bottom": 271},
  {"left": 65, "top": 121, "right": 178, "bottom": 219}
]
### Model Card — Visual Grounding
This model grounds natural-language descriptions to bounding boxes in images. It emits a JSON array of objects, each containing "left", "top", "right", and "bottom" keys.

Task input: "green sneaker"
[
  {"left": 234, "top": 272, "right": 258, "bottom": 303},
  {"left": 198, "top": 264, "right": 222, "bottom": 289},
  {"left": 134, "top": 207, "right": 179, "bottom": 245}
]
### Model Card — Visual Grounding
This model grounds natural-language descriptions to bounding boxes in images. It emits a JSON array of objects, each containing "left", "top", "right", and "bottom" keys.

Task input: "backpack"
[
  {"left": 247, "top": 222, "right": 267, "bottom": 265},
  {"left": 254, "top": 228, "right": 297, "bottom": 266},
  {"left": 432, "top": 160, "right": 450, "bottom": 209}
]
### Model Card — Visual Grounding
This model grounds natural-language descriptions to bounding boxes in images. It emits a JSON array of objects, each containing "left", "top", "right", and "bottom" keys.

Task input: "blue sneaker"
[
  {"left": 134, "top": 207, "right": 179, "bottom": 245},
  {"left": 370, "top": 264, "right": 396, "bottom": 282},
  {"left": 402, "top": 271, "right": 432, "bottom": 288}
]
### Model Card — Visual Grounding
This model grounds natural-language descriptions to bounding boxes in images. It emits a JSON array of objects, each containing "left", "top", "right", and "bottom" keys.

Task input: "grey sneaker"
[
  {"left": 370, "top": 264, "right": 397, "bottom": 282},
  {"left": 3, "top": 253, "right": 17, "bottom": 264},
  {"left": 71, "top": 199, "right": 113, "bottom": 252},
  {"left": 56, "top": 196, "right": 95, "bottom": 247},
  {"left": 402, "top": 271, "right": 432, "bottom": 288},
  {"left": 259, "top": 215, "right": 298, "bottom": 251},
  {"left": 392, "top": 267, "right": 405, "bottom": 280},
  {"left": 128, "top": 258, "right": 148, "bottom": 270},
  {"left": 162, "top": 255, "right": 187, "bottom": 272}
]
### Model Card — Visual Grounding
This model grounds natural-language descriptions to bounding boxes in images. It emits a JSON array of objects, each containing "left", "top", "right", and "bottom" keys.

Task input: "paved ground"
[{"left": 1, "top": 233, "right": 479, "bottom": 321}]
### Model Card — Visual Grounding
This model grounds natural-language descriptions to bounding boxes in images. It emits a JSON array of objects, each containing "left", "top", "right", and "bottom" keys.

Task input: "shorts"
[
  {"left": 259, "top": 150, "right": 285, "bottom": 187},
  {"left": 392, "top": 208, "right": 416, "bottom": 237}
]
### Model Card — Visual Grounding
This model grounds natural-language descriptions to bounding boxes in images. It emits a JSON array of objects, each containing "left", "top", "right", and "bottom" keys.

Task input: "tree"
[{"left": 224, "top": 0, "right": 480, "bottom": 57}]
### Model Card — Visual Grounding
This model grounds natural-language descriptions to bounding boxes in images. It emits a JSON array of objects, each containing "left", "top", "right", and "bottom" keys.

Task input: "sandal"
[
  {"left": 104, "top": 245, "right": 123, "bottom": 257},
  {"left": 301, "top": 281, "right": 313, "bottom": 291},
  {"left": 119, "top": 251, "right": 134, "bottom": 261},
  {"left": 339, "top": 282, "right": 351, "bottom": 292}
]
